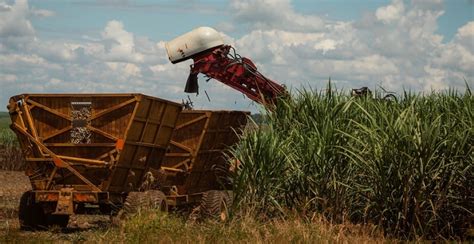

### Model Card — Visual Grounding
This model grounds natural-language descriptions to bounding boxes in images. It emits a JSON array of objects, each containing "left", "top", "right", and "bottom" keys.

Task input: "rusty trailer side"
[{"left": 8, "top": 94, "right": 182, "bottom": 217}]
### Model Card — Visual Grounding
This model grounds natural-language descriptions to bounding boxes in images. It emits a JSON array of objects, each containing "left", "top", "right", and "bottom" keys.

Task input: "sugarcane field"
[{"left": 0, "top": 0, "right": 473, "bottom": 243}]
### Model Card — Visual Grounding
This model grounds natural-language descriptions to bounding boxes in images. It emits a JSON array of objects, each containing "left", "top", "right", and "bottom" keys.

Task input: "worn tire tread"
[
  {"left": 200, "top": 190, "right": 232, "bottom": 221},
  {"left": 145, "top": 190, "right": 168, "bottom": 212},
  {"left": 115, "top": 190, "right": 168, "bottom": 224}
]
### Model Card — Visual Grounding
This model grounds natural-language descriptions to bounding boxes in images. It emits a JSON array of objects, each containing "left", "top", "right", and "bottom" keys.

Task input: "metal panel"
[
  {"left": 109, "top": 96, "right": 182, "bottom": 193},
  {"left": 161, "top": 110, "right": 249, "bottom": 195}
]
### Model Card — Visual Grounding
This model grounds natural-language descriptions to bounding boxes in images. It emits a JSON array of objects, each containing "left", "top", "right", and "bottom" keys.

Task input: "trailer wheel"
[
  {"left": 146, "top": 190, "right": 168, "bottom": 212},
  {"left": 200, "top": 190, "right": 232, "bottom": 221},
  {"left": 113, "top": 190, "right": 167, "bottom": 224},
  {"left": 19, "top": 191, "right": 47, "bottom": 230}
]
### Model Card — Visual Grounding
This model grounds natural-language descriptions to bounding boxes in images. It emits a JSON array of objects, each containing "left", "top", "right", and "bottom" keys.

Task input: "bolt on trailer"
[
  {"left": 152, "top": 110, "right": 249, "bottom": 220},
  {"left": 7, "top": 93, "right": 182, "bottom": 229}
]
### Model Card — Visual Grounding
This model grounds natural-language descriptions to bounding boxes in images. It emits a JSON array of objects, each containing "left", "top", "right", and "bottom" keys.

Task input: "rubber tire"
[
  {"left": 121, "top": 192, "right": 146, "bottom": 216},
  {"left": 145, "top": 190, "right": 168, "bottom": 212},
  {"left": 115, "top": 190, "right": 168, "bottom": 222},
  {"left": 18, "top": 191, "right": 47, "bottom": 231},
  {"left": 200, "top": 190, "right": 232, "bottom": 221}
]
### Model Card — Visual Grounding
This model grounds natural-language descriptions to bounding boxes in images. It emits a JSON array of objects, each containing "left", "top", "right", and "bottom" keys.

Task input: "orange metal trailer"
[{"left": 8, "top": 93, "right": 182, "bottom": 229}]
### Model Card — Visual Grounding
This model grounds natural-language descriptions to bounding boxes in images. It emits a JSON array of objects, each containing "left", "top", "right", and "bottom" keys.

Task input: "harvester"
[{"left": 165, "top": 27, "right": 287, "bottom": 105}]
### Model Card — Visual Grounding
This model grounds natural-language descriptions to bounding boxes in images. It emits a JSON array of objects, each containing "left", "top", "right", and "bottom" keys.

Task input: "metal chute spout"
[
  {"left": 185, "top": 72, "right": 199, "bottom": 94},
  {"left": 165, "top": 27, "right": 224, "bottom": 64}
]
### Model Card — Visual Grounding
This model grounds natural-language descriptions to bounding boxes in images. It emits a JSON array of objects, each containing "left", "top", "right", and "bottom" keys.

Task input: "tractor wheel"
[
  {"left": 18, "top": 191, "right": 47, "bottom": 230},
  {"left": 113, "top": 190, "right": 168, "bottom": 224},
  {"left": 200, "top": 190, "right": 232, "bottom": 221}
]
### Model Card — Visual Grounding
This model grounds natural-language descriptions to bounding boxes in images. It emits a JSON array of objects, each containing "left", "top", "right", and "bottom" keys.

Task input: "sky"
[{"left": 0, "top": 0, "right": 473, "bottom": 112}]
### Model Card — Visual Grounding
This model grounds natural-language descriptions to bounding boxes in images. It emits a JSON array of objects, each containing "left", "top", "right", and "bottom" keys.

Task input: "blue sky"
[{"left": 0, "top": 0, "right": 473, "bottom": 112}]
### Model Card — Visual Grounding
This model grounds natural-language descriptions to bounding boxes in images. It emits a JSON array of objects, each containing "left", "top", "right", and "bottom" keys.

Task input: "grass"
[
  {"left": 0, "top": 112, "right": 10, "bottom": 130},
  {"left": 1, "top": 210, "right": 387, "bottom": 243},
  {"left": 230, "top": 85, "right": 473, "bottom": 240},
  {"left": 0, "top": 111, "right": 24, "bottom": 171},
  {"left": 0, "top": 111, "right": 14, "bottom": 144}
]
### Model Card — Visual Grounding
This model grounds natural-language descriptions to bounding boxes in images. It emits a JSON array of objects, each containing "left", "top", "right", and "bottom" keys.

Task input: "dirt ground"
[
  {"left": 0, "top": 170, "right": 31, "bottom": 221},
  {"left": 0, "top": 170, "right": 110, "bottom": 240}
]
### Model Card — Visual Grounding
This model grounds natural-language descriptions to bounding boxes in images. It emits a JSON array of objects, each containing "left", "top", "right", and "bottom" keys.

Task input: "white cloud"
[
  {"left": 430, "top": 22, "right": 474, "bottom": 77},
  {"left": 0, "top": 0, "right": 35, "bottom": 37},
  {"left": 0, "top": 74, "right": 17, "bottom": 82},
  {"left": 106, "top": 62, "right": 141, "bottom": 77},
  {"left": 455, "top": 21, "right": 474, "bottom": 48},
  {"left": 0, "top": 2, "right": 12, "bottom": 11},
  {"left": 0, "top": 53, "right": 61, "bottom": 70},
  {"left": 101, "top": 20, "right": 144, "bottom": 63},
  {"left": 49, "top": 78, "right": 62, "bottom": 85},
  {"left": 31, "top": 7, "right": 54, "bottom": 17},
  {"left": 313, "top": 39, "right": 338, "bottom": 54},
  {"left": 376, "top": 0, "right": 405, "bottom": 23},
  {"left": 230, "top": 0, "right": 325, "bottom": 32},
  {"left": 457, "top": 21, "right": 474, "bottom": 37}
]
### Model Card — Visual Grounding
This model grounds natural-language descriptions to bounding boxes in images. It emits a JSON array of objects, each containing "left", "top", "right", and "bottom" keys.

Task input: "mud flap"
[{"left": 54, "top": 188, "right": 74, "bottom": 215}]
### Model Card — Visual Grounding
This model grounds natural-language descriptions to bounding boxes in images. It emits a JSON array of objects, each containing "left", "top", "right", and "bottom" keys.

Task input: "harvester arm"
[{"left": 166, "top": 27, "right": 286, "bottom": 106}]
